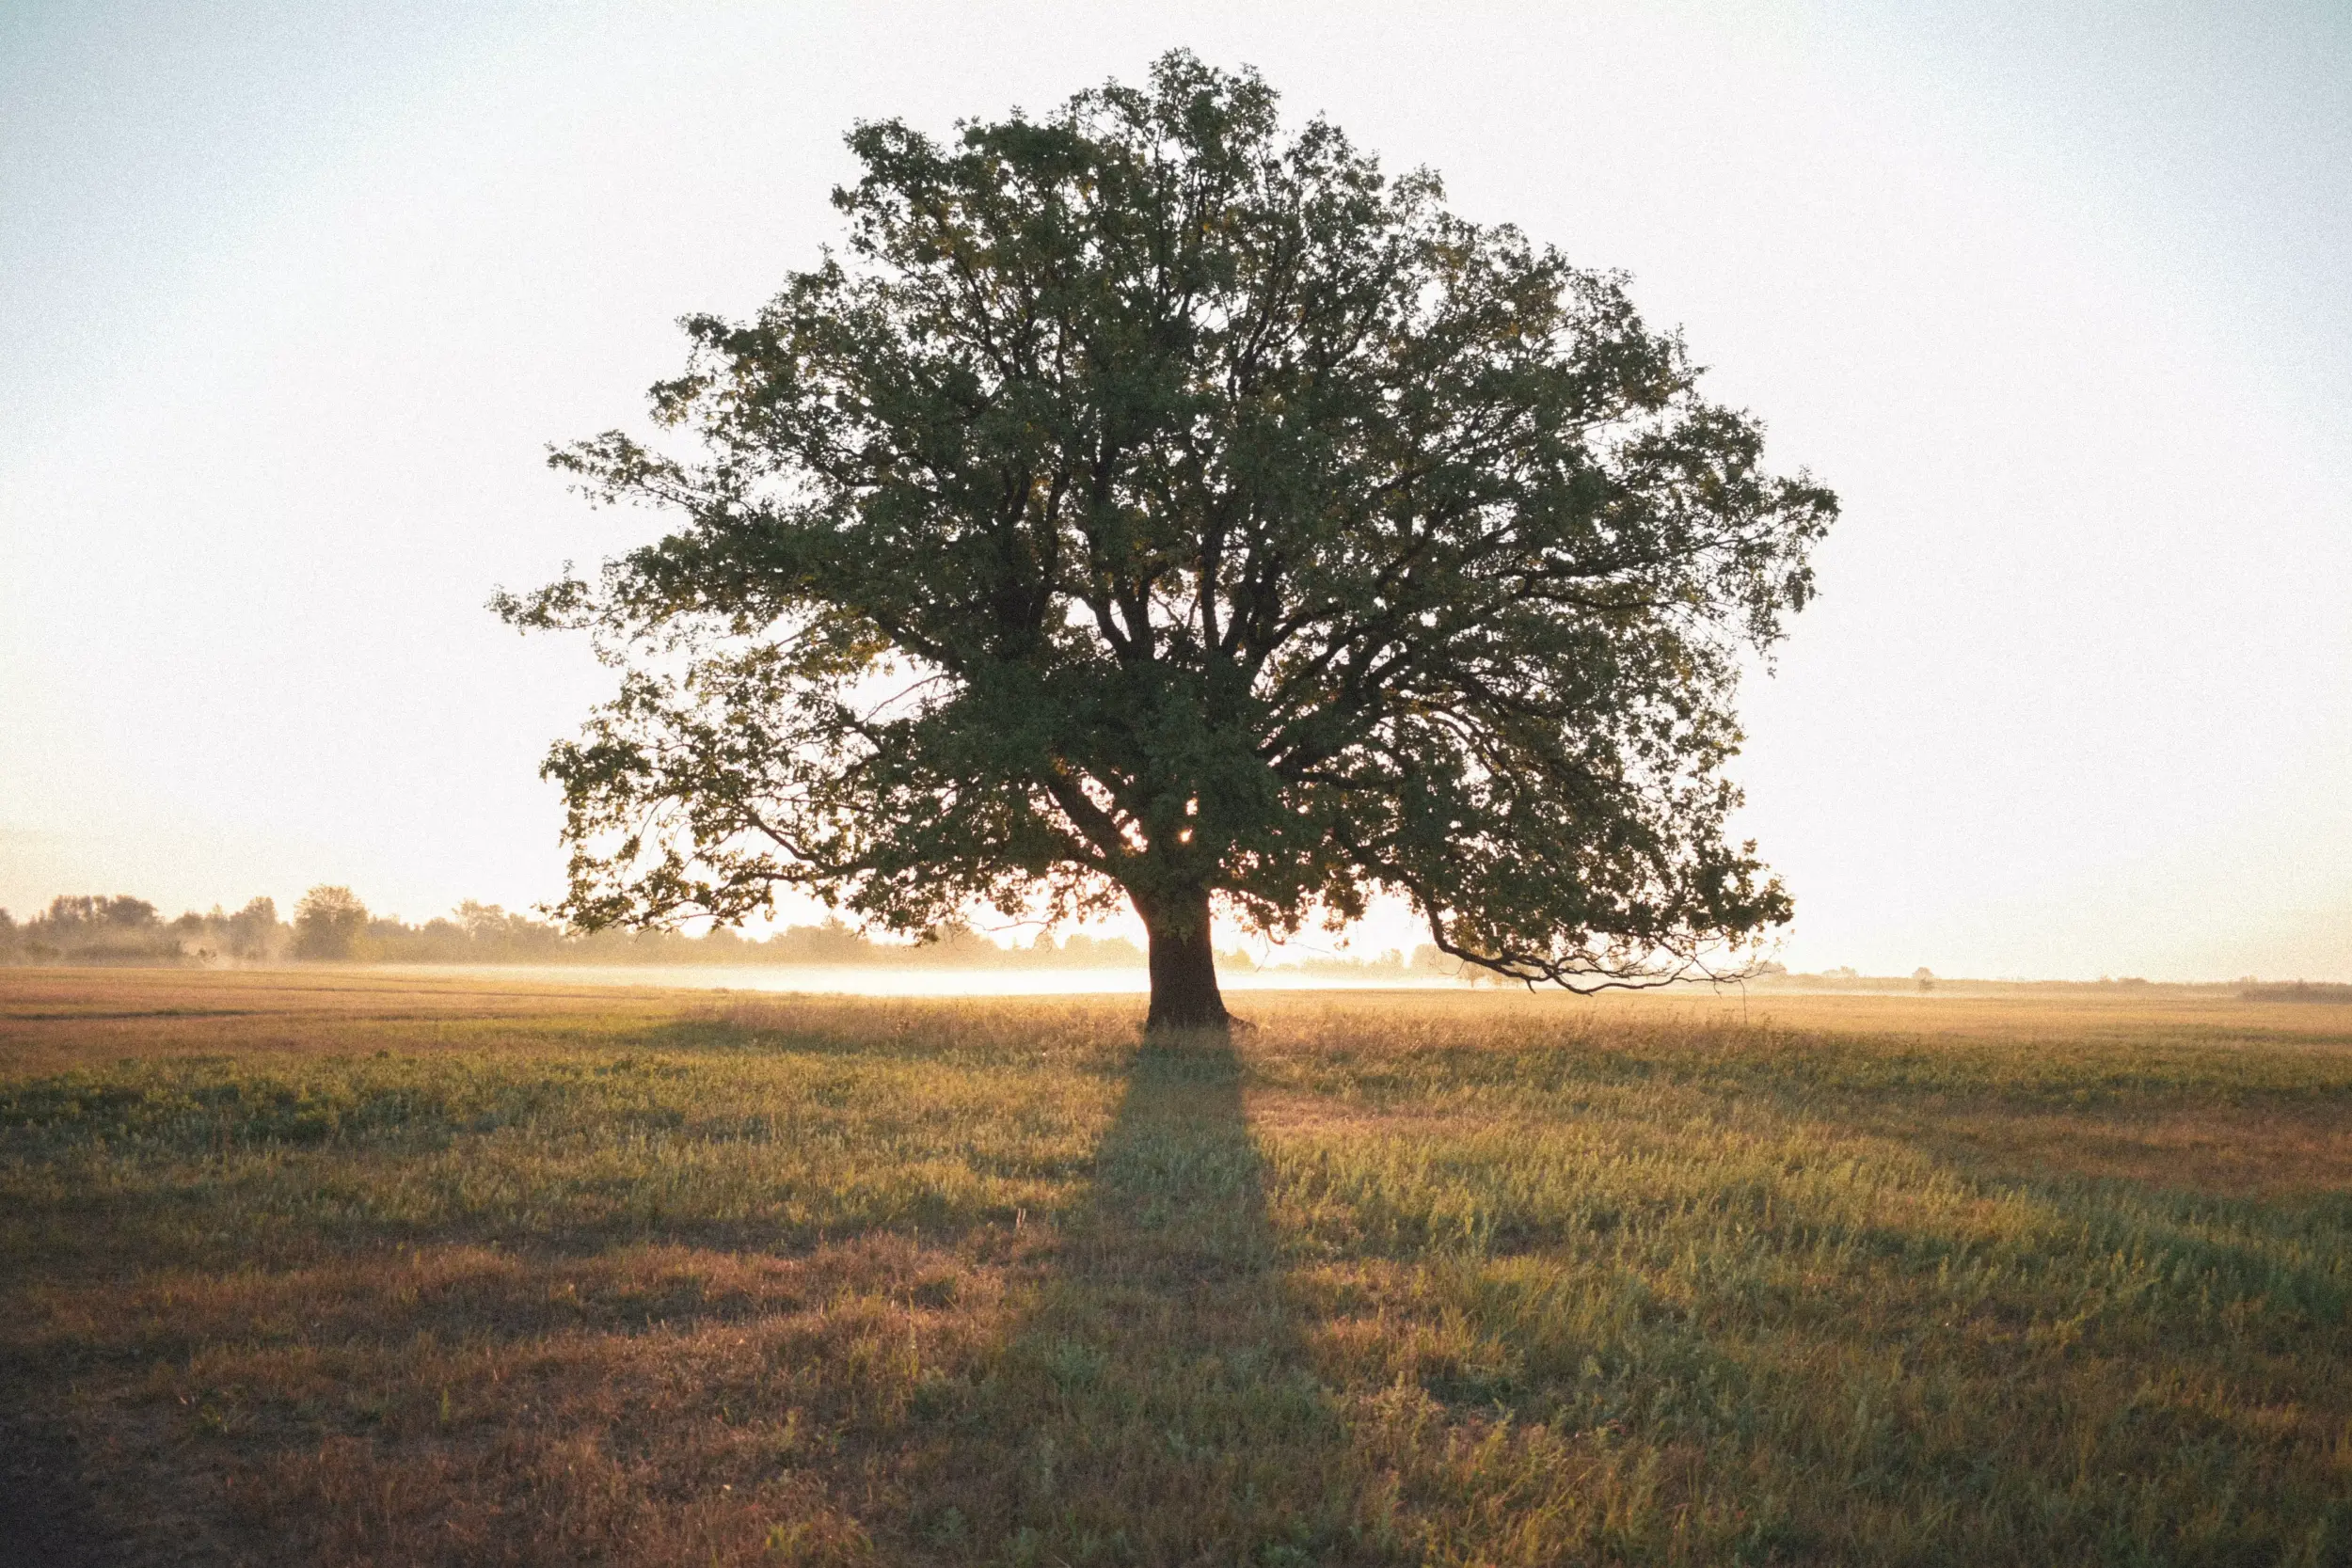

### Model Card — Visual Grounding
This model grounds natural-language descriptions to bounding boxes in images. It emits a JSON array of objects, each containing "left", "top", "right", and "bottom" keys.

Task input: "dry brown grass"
[
  {"left": 3, "top": 968, "right": 2348, "bottom": 1564},
  {"left": 0, "top": 967, "right": 690, "bottom": 1073}
]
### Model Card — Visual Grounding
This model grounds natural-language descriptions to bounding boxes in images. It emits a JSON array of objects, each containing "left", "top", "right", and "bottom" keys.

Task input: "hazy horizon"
[{"left": 5, "top": 2, "right": 2348, "bottom": 981}]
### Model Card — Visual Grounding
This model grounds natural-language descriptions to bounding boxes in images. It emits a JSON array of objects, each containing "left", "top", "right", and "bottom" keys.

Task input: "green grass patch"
[{"left": 2, "top": 975, "right": 2347, "bottom": 1564}]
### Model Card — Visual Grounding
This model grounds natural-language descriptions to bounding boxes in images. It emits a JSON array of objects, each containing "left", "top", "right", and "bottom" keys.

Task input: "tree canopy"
[
  {"left": 292, "top": 885, "right": 370, "bottom": 961},
  {"left": 500, "top": 53, "right": 1836, "bottom": 1029}
]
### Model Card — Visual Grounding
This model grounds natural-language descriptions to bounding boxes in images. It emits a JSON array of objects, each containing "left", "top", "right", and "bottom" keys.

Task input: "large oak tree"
[{"left": 501, "top": 54, "right": 1836, "bottom": 1031}]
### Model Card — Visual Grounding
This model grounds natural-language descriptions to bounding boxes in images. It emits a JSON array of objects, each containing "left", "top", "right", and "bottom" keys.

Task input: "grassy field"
[{"left": 2, "top": 969, "right": 2348, "bottom": 1566}]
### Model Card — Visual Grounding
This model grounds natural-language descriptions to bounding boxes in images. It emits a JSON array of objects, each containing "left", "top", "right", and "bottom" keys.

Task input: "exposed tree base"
[
  {"left": 1143, "top": 1009, "right": 1232, "bottom": 1037},
  {"left": 1139, "top": 888, "right": 1229, "bottom": 1036},
  {"left": 1143, "top": 986, "right": 1231, "bottom": 1036}
]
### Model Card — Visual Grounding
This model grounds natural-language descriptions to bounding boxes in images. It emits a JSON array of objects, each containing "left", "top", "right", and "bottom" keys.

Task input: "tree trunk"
[{"left": 1136, "top": 885, "right": 1229, "bottom": 1034}]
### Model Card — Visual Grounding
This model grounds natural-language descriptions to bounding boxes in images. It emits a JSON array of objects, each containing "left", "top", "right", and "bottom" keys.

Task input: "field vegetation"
[{"left": 3, "top": 969, "right": 2348, "bottom": 1564}]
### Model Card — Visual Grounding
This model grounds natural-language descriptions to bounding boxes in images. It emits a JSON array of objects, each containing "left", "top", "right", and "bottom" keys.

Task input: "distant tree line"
[
  {"left": 2238, "top": 981, "right": 2352, "bottom": 1004},
  {"left": 0, "top": 895, "right": 283, "bottom": 966},
  {"left": 0, "top": 885, "right": 1179, "bottom": 969},
  {"left": 0, "top": 886, "right": 1468, "bottom": 975}
]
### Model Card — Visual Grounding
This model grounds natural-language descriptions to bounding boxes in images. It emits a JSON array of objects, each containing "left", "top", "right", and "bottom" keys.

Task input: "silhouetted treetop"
[{"left": 500, "top": 52, "right": 1836, "bottom": 1029}]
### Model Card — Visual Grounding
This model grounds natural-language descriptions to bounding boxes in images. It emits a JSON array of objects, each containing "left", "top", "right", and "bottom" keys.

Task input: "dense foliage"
[{"left": 504, "top": 53, "right": 1836, "bottom": 1025}]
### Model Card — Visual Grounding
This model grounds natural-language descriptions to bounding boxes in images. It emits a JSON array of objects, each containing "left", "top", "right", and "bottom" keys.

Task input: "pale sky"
[{"left": 3, "top": 1, "right": 2347, "bottom": 979}]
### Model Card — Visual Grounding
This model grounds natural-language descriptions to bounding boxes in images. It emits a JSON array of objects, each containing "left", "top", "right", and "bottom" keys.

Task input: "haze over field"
[{"left": 3, "top": 2, "right": 2348, "bottom": 979}]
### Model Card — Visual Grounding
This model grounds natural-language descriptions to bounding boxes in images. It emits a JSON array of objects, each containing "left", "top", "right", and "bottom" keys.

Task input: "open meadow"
[{"left": 3, "top": 968, "right": 2348, "bottom": 1565}]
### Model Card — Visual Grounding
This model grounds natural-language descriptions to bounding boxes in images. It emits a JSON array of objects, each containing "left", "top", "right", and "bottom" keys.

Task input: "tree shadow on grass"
[
  {"left": 0, "top": 1022, "right": 1408, "bottom": 1562},
  {"left": 901, "top": 1032, "right": 1394, "bottom": 1566},
  {"left": 0, "top": 1409, "right": 115, "bottom": 1568}
]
